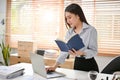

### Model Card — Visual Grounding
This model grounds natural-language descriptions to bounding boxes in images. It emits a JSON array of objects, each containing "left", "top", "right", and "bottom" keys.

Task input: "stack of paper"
[{"left": 0, "top": 64, "right": 24, "bottom": 79}]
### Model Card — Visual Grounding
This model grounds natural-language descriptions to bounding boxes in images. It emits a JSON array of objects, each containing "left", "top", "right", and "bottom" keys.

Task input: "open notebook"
[{"left": 30, "top": 53, "right": 65, "bottom": 79}]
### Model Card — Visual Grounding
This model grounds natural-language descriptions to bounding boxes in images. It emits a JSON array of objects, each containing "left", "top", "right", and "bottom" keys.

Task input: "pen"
[
  {"left": 112, "top": 74, "right": 116, "bottom": 80},
  {"left": 106, "top": 76, "right": 108, "bottom": 80}
]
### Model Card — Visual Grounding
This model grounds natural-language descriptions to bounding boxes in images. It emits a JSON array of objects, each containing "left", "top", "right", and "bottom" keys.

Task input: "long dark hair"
[{"left": 65, "top": 3, "right": 88, "bottom": 29}]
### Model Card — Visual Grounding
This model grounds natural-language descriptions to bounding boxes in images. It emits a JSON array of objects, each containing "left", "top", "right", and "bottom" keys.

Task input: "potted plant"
[{"left": 0, "top": 41, "right": 11, "bottom": 66}]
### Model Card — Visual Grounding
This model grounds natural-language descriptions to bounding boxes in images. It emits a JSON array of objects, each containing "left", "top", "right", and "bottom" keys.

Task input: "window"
[
  {"left": 94, "top": 0, "right": 120, "bottom": 54},
  {"left": 6, "top": 0, "right": 120, "bottom": 55},
  {"left": 6, "top": 0, "right": 65, "bottom": 50}
]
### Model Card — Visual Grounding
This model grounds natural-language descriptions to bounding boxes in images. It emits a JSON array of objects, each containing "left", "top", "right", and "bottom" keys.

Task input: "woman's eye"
[{"left": 67, "top": 17, "right": 71, "bottom": 20}]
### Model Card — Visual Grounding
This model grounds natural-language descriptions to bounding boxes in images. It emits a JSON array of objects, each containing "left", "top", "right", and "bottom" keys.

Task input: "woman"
[{"left": 46, "top": 3, "right": 99, "bottom": 72}]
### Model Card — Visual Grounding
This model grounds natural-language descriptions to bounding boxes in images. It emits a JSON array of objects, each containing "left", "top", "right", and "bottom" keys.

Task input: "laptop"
[{"left": 30, "top": 53, "right": 65, "bottom": 79}]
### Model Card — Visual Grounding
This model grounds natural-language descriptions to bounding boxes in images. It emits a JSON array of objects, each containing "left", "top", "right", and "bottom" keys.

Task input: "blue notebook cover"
[{"left": 55, "top": 34, "right": 85, "bottom": 52}]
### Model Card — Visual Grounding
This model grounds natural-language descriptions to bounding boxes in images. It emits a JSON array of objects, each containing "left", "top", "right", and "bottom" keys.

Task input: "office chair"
[{"left": 101, "top": 56, "right": 120, "bottom": 74}]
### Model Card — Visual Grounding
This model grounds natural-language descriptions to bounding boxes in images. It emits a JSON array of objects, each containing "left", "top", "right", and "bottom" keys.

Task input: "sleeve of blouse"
[
  {"left": 56, "top": 51, "right": 69, "bottom": 64},
  {"left": 83, "top": 28, "right": 98, "bottom": 59},
  {"left": 56, "top": 31, "right": 70, "bottom": 64}
]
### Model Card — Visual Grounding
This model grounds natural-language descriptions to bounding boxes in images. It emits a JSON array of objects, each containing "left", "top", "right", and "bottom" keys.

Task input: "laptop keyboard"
[{"left": 47, "top": 70, "right": 54, "bottom": 74}]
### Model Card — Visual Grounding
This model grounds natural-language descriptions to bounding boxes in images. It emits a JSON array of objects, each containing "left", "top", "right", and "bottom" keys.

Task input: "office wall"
[
  {"left": 0, "top": 0, "right": 6, "bottom": 41},
  {"left": 0, "top": 0, "right": 6, "bottom": 62}
]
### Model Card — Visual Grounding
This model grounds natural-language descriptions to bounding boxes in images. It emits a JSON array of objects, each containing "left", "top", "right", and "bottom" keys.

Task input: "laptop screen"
[
  {"left": 30, "top": 53, "right": 47, "bottom": 78},
  {"left": 30, "top": 53, "right": 65, "bottom": 79}
]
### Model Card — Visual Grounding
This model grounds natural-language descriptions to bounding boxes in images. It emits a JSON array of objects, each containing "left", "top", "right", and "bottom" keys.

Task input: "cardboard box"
[{"left": 18, "top": 41, "right": 37, "bottom": 57}]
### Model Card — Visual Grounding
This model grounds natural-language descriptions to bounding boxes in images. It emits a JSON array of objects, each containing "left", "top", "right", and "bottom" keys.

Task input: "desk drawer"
[
  {"left": 10, "top": 56, "right": 30, "bottom": 65},
  {"left": 10, "top": 56, "right": 19, "bottom": 65},
  {"left": 60, "top": 61, "right": 73, "bottom": 69}
]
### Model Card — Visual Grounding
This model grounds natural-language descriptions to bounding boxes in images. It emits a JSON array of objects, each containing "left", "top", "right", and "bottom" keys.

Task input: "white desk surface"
[{"left": 0, "top": 63, "right": 114, "bottom": 80}]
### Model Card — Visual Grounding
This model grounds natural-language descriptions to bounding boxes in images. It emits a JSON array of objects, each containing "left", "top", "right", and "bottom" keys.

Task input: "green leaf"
[
  {"left": 0, "top": 40, "right": 11, "bottom": 66},
  {"left": 1, "top": 40, "right": 4, "bottom": 48}
]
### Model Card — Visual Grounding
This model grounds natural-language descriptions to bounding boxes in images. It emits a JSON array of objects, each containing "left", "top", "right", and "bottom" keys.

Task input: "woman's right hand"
[{"left": 46, "top": 66, "right": 56, "bottom": 72}]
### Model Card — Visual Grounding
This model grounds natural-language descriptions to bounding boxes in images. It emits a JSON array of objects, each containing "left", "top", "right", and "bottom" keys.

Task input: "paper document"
[{"left": 0, "top": 64, "right": 24, "bottom": 79}]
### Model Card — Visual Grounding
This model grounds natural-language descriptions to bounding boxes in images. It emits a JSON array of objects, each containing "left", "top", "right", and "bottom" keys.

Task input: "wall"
[{"left": 0, "top": 0, "right": 6, "bottom": 62}]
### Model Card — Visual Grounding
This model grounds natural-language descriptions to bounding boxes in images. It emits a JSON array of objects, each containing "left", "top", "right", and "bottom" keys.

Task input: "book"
[
  {"left": 55, "top": 34, "right": 85, "bottom": 52},
  {"left": 0, "top": 64, "right": 25, "bottom": 79}
]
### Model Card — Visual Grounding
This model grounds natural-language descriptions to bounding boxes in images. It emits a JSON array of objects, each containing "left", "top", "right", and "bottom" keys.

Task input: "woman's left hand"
[{"left": 68, "top": 48, "right": 84, "bottom": 57}]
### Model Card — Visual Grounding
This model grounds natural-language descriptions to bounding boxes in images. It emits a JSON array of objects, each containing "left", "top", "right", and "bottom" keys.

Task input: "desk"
[{"left": 0, "top": 63, "right": 114, "bottom": 80}]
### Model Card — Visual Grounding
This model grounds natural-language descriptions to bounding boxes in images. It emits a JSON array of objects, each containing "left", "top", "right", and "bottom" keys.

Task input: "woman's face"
[{"left": 65, "top": 12, "right": 80, "bottom": 28}]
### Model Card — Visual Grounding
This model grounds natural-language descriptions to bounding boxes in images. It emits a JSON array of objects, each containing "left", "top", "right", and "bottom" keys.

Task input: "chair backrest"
[{"left": 101, "top": 56, "right": 120, "bottom": 74}]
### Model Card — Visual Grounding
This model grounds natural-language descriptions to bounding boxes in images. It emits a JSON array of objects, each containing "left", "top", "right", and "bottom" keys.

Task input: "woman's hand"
[
  {"left": 46, "top": 62, "right": 60, "bottom": 72},
  {"left": 68, "top": 48, "right": 84, "bottom": 57},
  {"left": 45, "top": 66, "right": 56, "bottom": 72}
]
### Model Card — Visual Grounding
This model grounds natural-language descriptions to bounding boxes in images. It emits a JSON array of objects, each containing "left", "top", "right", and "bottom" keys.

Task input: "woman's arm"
[
  {"left": 46, "top": 51, "right": 69, "bottom": 71},
  {"left": 46, "top": 62, "right": 60, "bottom": 72}
]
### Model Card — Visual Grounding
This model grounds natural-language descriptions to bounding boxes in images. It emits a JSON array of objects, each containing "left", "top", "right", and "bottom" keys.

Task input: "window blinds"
[
  {"left": 7, "top": 0, "right": 65, "bottom": 49},
  {"left": 6, "top": 0, "right": 120, "bottom": 55},
  {"left": 94, "top": 0, "right": 120, "bottom": 54}
]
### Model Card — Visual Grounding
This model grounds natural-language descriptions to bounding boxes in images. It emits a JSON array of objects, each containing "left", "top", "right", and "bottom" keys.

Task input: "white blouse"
[{"left": 56, "top": 22, "right": 98, "bottom": 64}]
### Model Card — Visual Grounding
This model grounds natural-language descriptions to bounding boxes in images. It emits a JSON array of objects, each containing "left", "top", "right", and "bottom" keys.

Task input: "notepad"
[{"left": 55, "top": 34, "right": 85, "bottom": 52}]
